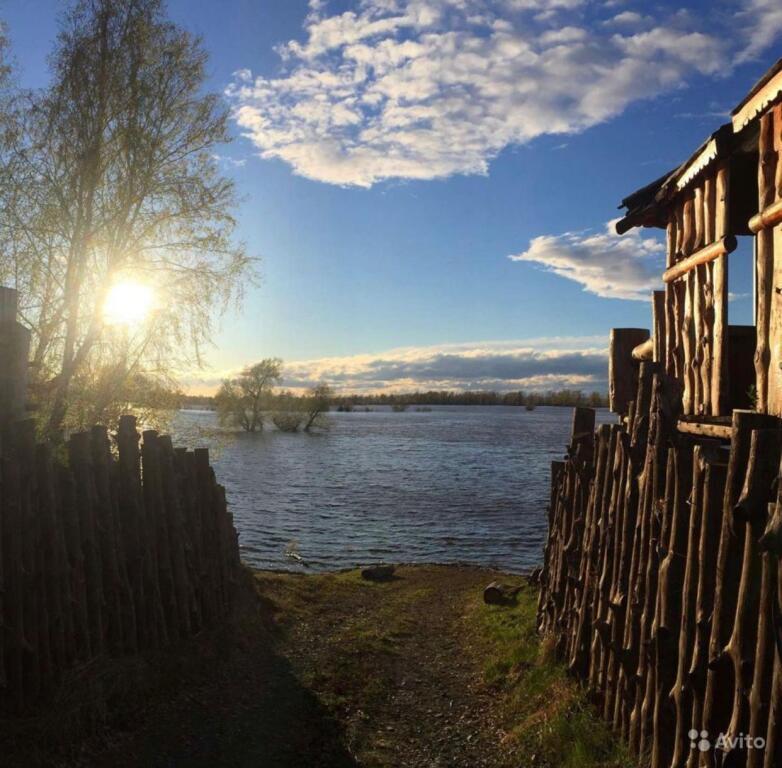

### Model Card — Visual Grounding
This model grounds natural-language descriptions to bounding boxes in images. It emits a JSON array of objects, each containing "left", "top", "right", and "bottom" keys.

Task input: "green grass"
[
  {"left": 466, "top": 585, "right": 635, "bottom": 768},
  {"left": 254, "top": 570, "right": 431, "bottom": 714}
]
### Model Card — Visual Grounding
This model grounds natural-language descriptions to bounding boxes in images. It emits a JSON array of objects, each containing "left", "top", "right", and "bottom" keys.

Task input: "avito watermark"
[{"left": 688, "top": 729, "right": 766, "bottom": 752}]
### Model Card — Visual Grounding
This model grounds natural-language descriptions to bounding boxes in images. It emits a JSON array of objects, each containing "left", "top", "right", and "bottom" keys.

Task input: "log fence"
[
  {"left": 0, "top": 415, "right": 240, "bottom": 713},
  {"left": 538, "top": 384, "right": 782, "bottom": 767},
  {"left": 0, "top": 288, "right": 240, "bottom": 713}
]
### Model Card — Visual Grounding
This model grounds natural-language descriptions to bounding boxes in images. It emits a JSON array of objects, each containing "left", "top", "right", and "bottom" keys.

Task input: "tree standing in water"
[{"left": 215, "top": 358, "right": 282, "bottom": 432}]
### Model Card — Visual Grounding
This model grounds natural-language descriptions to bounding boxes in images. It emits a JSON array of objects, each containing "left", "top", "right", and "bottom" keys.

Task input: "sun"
[{"left": 103, "top": 280, "right": 155, "bottom": 326}]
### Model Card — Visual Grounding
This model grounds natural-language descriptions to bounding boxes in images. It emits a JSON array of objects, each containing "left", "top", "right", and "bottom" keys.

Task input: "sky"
[{"left": 2, "top": 0, "right": 780, "bottom": 394}]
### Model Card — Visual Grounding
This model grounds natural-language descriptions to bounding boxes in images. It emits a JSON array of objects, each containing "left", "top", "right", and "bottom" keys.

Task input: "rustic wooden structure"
[
  {"left": 0, "top": 287, "right": 240, "bottom": 713},
  {"left": 539, "top": 59, "right": 782, "bottom": 767}
]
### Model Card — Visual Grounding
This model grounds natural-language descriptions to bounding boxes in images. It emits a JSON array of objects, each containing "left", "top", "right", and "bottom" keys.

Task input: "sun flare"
[{"left": 103, "top": 281, "right": 154, "bottom": 326}]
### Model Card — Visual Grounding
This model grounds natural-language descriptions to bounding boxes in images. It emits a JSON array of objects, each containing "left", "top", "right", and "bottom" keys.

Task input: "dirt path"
[{"left": 263, "top": 565, "right": 515, "bottom": 767}]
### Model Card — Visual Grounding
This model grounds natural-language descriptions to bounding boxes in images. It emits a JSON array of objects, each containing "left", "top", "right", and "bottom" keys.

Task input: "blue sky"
[{"left": 2, "top": 0, "right": 779, "bottom": 393}]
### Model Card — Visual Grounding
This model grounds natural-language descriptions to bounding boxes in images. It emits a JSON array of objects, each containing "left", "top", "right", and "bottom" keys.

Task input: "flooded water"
[{"left": 171, "top": 405, "right": 614, "bottom": 573}]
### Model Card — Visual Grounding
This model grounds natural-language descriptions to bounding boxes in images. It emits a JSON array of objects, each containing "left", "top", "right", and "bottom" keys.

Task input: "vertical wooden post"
[
  {"left": 2, "top": 446, "right": 24, "bottom": 710},
  {"left": 68, "top": 431, "right": 105, "bottom": 658},
  {"left": 610, "top": 328, "right": 650, "bottom": 416},
  {"left": 117, "top": 415, "right": 148, "bottom": 650},
  {"left": 15, "top": 420, "right": 42, "bottom": 704},
  {"left": 670, "top": 441, "right": 709, "bottom": 768},
  {"left": 756, "top": 113, "right": 776, "bottom": 413},
  {"left": 712, "top": 164, "right": 729, "bottom": 416},
  {"left": 766, "top": 104, "right": 782, "bottom": 416},
  {"left": 682, "top": 195, "right": 696, "bottom": 415},
  {"left": 686, "top": 447, "right": 728, "bottom": 768},
  {"left": 653, "top": 291, "right": 666, "bottom": 365},
  {"left": 666, "top": 219, "right": 678, "bottom": 379},
  {"left": 652, "top": 438, "right": 693, "bottom": 768},
  {"left": 158, "top": 435, "right": 192, "bottom": 638}
]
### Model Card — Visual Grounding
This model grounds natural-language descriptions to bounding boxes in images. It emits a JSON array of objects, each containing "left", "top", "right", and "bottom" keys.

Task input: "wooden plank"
[{"left": 675, "top": 137, "right": 720, "bottom": 191}]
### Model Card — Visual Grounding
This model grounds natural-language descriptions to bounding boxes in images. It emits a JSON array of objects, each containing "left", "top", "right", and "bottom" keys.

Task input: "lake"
[{"left": 172, "top": 405, "right": 614, "bottom": 573}]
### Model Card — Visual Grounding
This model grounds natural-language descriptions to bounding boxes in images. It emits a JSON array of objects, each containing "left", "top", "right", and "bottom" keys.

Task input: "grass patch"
[
  {"left": 254, "top": 570, "right": 430, "bottom": 715},
  {"left": 466, "top": 584, "right": 634, "bottom": 768}
]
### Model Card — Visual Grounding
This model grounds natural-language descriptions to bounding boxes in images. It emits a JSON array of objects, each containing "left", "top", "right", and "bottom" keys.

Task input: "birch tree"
[{"left": 0, "top": 0, "right": 251, "bottom": 436}]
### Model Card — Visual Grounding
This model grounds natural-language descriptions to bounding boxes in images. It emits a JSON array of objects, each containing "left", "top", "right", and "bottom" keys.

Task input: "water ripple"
[{"left": 172, "top": 406, "right": 613, "bottom": 573}]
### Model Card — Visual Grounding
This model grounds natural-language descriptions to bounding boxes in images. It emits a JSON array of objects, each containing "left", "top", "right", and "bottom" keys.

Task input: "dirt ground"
[{"left": 3, "top": 564, "right": 627, "bottom": 768}]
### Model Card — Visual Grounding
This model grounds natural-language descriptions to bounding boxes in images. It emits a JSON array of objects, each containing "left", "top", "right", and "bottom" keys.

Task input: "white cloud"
[
  {"left": 509, "top": 219, "right": 665, "bottom": 300},
  {"left": 225, "top": 0, "right": 777, "bottom": 188},
  {"left": 604, "top": 11, "right": 649, "bottom": 27},
  {"left": 183, "top": 336, "right": 609, "bottom": 394},
  {"left": 737, "top": 0, "right": 782, "bottom": 63}
]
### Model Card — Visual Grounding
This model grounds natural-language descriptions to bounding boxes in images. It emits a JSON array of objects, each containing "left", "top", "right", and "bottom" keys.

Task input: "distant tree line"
[
  {"left": 332, "top": 389, "right": 608, "bottom": 408},
  {"left": 183, "top": 387, "right": 607, "bottom": 411}
]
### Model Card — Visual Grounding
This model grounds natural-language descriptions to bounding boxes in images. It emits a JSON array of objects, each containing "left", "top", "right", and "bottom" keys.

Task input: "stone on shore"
[{"left": 361, "top": 564, "right": 396, "bottom": 582}]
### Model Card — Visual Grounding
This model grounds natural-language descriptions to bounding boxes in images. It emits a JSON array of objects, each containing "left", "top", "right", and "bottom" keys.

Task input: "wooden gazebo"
[{"left": 613, "top": 58, "right": 782, "bottom": 433}]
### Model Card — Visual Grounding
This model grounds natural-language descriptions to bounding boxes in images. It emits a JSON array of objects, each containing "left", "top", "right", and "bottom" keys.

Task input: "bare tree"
[
  {"left": 215, "top": 358, "right": 282, "bottom": 432},
  {"left": 0, "top": 0, "right": 252, "bottom": 436}
]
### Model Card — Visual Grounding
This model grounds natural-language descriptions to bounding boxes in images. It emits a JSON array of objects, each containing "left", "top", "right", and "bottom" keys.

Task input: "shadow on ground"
[{"left": 1, "top": 571, "right": 357, "bottom": 768}]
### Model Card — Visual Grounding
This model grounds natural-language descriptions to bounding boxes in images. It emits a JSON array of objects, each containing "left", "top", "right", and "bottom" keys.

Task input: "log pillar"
[{"left": 610, "top": 328, "right": 651, "bottom": 416}]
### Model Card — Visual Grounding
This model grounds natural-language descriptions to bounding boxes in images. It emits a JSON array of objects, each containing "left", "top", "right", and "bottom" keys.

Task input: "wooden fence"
[
  {"left": 0, "top": 415, "right": 240, "bottom": 713},
  {"left": 537, "top": 373, "right": 782, "bottom": 768}
]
